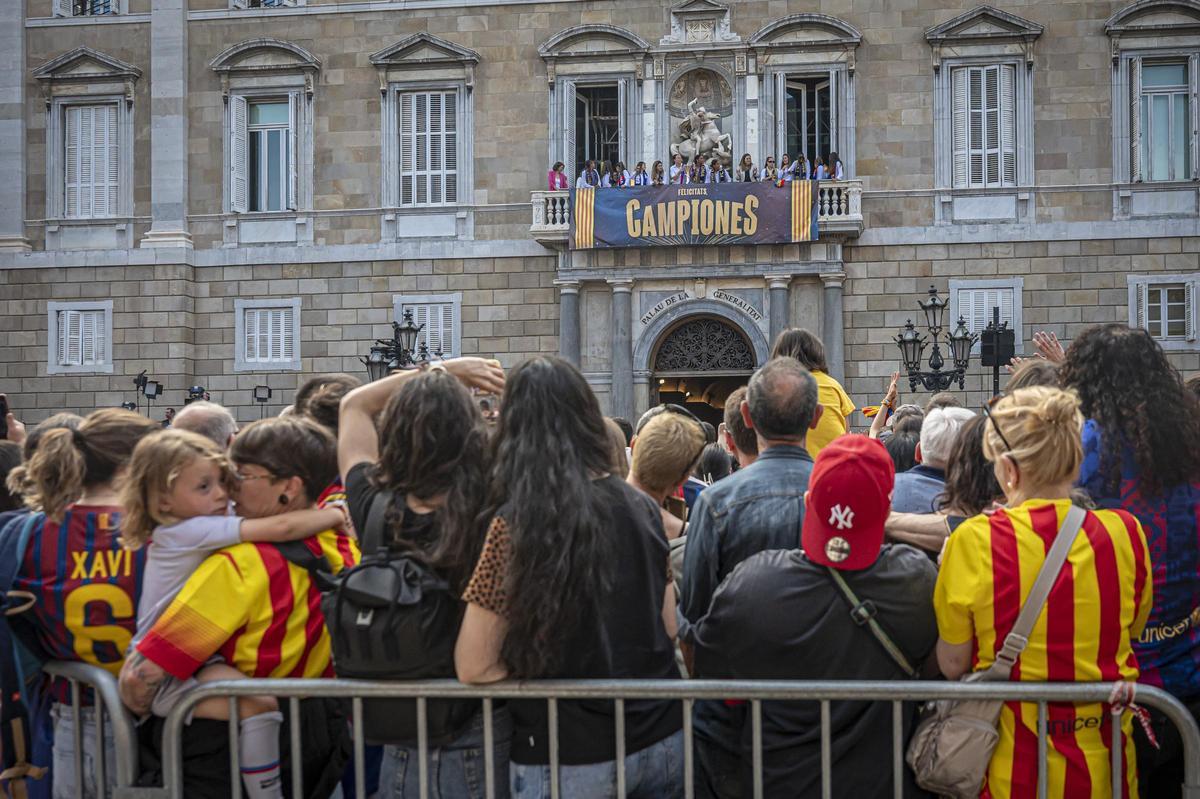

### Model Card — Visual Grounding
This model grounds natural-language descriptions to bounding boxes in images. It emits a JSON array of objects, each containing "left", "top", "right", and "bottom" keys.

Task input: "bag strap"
[
  {"left": 826, "top": 567, "right": 919, "bottom": 679},
  {"left": 987, "top": 504, "right": 1087, "bottom": 678},
  {"left": 364, "top": 489, "right": 395, "bottom": 556}
]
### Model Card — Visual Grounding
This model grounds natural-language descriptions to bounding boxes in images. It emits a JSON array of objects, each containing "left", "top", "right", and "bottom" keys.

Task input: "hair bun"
[{"left": 1034, "top": 388, "right": 1081, "bottom": 428}]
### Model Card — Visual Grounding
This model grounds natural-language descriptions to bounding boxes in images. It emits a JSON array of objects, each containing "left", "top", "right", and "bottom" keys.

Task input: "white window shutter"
[
  {"left": 1000, "top": 65, "right": 1016, "bottom": 186},
  {"left": 79, "top": 106, "right": 95, "bottom": 218},
  {"left": 429, "top": 92, "right": 443, "bottom": 205},
  {"left": 65, "top": 106, "right": 81, "bottom": 217},
  {"left": 245, "top": 308, "right": 258, "bottom": 360},
  {"left": 400, "top": 92, "right": 414, "bottom": 206},
  {"left": 440, "top": 303, "right": 455, "bottom": 356},
  {"left": 561, "top": 81, "right": 576, "bottom": 174},
  {"left": 282, "top": 307, "right": 295, "bottom": 359},
  {"left": 53, "top": 0, "right": 72, "bottom": 16},
  {"left": 984, "top": 66, "right": 1000, "bottom": 186},
  {"left": 774, "top": 72, "right": 787, "bottom": 162},
  {"left": 951, "top": 68, "right": 968, "bottom": 188},
  {"left": 617, "top": 79, "right": 627, "bottom": 165},
  {"left": 444, "top": 91, "right": 457, "bottom": 204},
  {"left": 1131, "top": 58, "right": 1143, "bottom": 183},
  {"left": 230, "top": 95, "right": 248, "bottom": 213},
  {"left": 287, "top": 93, "right": 299, "bottom": 210},
  {"left": 1135, "top": 283, "right": 1147, "bottom": 330},
  {"left": 269, "top": 309, "right": 283, "bottom": 361},
  {"left": 56, "top": 312, "right": 68, "bottom": 365},
  {"left": 66, "top": 311, "right": 81, "bottom": 366},
  {"left": 1188, "top": 281, "right": 1197, "bottom": 341}
]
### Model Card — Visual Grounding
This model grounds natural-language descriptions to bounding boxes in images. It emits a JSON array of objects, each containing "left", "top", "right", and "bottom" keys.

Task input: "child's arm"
[{"left": 239, "top": 506, "right": 346, "bottom": 543}]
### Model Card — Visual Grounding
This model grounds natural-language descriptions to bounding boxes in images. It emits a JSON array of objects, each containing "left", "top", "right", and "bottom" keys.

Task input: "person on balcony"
[
  {"left": 793, "top": 154, "right": 808, "bottom": 183},
  {"left": 603, "top": 161, "right": 630, "bottom": 188},
  {"left": 829, "top": 152, "right": 845, "bottom": 180},
  {"left": 760, "top": 156, "right": 778, "bottom": 183},
  {"left": 632, "top": 161, "right": 650, "bottom": 187},
  {"left": 688, "top": 159, "right": 706, "bottom": 184},
  {"left": 812, "top": 156, "right": 829, "bottom": 180},
  {"left": 779, "top": 154, "right": 795, "bottom": 183},
  {"left": 734, "top": 153, "right": 758, "bottom": 182},
  {"left": 670, "top": 153, "right": 689, "bottom": 184},
  {"left": 547, "top": 162, "right": 569, "bottom": 191},
  {"left": 576, "top": 160, "right": 600, "bottom": 189},
  {"left": 707, "top": 157, "right": 730, "bottom": 183},
  {"left": 651, "top": 160, "right": 666, "bottom": 186}
]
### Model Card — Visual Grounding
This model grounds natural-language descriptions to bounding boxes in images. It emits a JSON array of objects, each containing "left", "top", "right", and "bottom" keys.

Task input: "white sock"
[{"left": 239, "top": 710, "right": 284, "bottom": 799}]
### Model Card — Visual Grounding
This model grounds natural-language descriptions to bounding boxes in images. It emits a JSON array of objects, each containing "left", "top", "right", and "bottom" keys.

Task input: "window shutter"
[
  {"left": 1000, "top": 65, "right": 1016, "bottom": 186},
  {"left": 951, "top": 68, "right": 968, "bottom": 188},
  {"left": 960, "top": 287, "right": 1015, "bottom": 350},
  {"left": 56, "top": 311, "right": 68, "bottom": 365},
  {"left": 1188, "top": 281, "right": 1197, "bottom": 341},
  {"left": 53, "top": 0, "right": 72, "bottom": 16},
  {"left": 561, "top": 81, "right": 576, "bottom": 176},
  {"left": 245, "top": 308, "right": 259, "bottom": 360},
  {"left": 440, "top": 303, "right": 455, "bottom": 356},
  {"left": 1131, "top": 58, "right": 1143, "bottom": 183},
  {"left": 78, "top": 106, "right": 95, "bottom": 218},
  {"left": 968, "top": 68, "right": 985, "bottom": 186},
  {"left": 445, "top": 91, "right": 458, "bottom": 204},
  {"left": 429, "top": 92, "right": 443, "bottom": 205},
  {"left": 269, "top": 309, "right": 283, "bottom": 361},
  {"left": 984, "top": 66, "right": 1000, "bottom": 186},
  {"left": 65, "top": 106, "right": 81, "bottom": 217},
  {"left": 774, "top": 72, "right": 787, "bottom": 162},
  {"left": 230, "top": 95, "right": 248, "bottom": 213},
  {"left": 80, "top": 310, "right": 102, "bottom": 365},
  {"left": 287, "top": 93, "right": 299, "bottom": 210},
  {"left": 617, "top": 79, "right": 628, "bottom": 165},
  {"left": 400, "top": 92, "right": 415, "bottom": 206},
  {"left": 1135, "top": 283, "right": 1147, "bottom": 330},
  {"left": 827, "top": 69, "right": 839, "bottom": 156},
  {"left": 281, "top": 307, "right": 295, "bottom": 359},
  {"left": 65, "top": 311, "right": 81, "bottom": 365}
]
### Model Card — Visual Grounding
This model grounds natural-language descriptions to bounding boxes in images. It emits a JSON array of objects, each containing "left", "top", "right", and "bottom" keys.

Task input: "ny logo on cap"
[{"left": 828, "top": 505, "right": 854, "bottom": 531}]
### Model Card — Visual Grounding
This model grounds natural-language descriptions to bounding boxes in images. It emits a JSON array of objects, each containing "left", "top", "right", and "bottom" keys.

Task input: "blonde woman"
[{"left": 934, "top": 387, "right": 1152, "bottom": 799}]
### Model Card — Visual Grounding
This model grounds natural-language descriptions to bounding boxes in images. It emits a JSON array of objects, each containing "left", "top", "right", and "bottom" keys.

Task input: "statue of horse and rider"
[{"left": 670, "top": 98, "right": 732, "bottom": 166}]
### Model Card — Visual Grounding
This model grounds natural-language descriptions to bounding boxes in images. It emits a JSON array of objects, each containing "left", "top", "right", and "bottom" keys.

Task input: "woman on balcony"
[
  {"left": 735, "top": 153, "right": 758, "bottom": 182},
  {"left": 669, "top": 153, "right": 688, "bottom": 184},
  {"left": 812, "top": 156, "right": 829, "bottom": 180},
  {"left": 760, "top": 156, "right": 778, "bottom": 183},
  {"left": 707, "top": 157, "right": 730, "bottom": 184},
  {"left": 650, "top": 160, "right": 666, "bottom": 186},
  {"left": 576, "top": 160, "right": 600, "bottom": 189},
  {"left": 632, "top": 161, "right": 650, "bottom": 187},
  {"left": 779, "top": 153, "right": 795, "bottom": 182},
  {"left": 547, "top": 162, "right": 569, "bottom": 191},
  {"left": 829, "top": 152, "right": 845, "bottom": 180}
]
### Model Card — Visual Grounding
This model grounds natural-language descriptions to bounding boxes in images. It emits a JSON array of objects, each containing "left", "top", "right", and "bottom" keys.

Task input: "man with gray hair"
[
  {"left": 680, "top": 357, "right": 822, "bottom": 799},
  {"left": 890, "top": 406, "right": 975, "bottom": 513},
  {"left": 171, "top": 400, "right": 239, "bottom": 448}
]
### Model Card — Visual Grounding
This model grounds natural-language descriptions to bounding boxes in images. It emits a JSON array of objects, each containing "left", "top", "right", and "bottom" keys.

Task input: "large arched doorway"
[{"left": 651, "top": 315, "right": 755, "bottom": 427}]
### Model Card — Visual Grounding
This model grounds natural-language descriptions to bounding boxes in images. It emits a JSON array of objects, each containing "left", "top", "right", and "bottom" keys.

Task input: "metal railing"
[
  {"left": 41, "top": 661, "right": 140, "bottom": 797},
  {"left": 137, "top": 678, "right": 1200, "bottom": 799}
]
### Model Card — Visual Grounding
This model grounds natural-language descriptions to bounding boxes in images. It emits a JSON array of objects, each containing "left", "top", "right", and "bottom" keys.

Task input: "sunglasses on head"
[{"left": 983, "top": 395, "right": 1018, "bottom": 465}]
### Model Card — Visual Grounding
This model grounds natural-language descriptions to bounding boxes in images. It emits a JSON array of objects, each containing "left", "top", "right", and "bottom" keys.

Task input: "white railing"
[{"left": 529, "top": 180, "right": 865, "bottom": 244}]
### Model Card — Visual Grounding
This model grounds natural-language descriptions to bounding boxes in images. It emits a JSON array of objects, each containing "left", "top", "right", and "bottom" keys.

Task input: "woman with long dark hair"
[
  {"left": 339, "top": 357, "right": 510, "bottom": 798},
  {"left": 770, "top": 328, "right": 856, "bottom": 456},
  {"left": 456, "top": 357, "right": 682, "bottom": 798},
  {"left": 1058, "top": 323, "right": 1200, "bottom": 794}
]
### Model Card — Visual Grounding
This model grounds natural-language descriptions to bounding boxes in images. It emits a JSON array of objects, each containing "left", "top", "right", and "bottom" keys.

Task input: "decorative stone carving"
[
  {"left": 670, "top": 99, "right": 733, "bottom": 165},
  {"left": 668, "top": 68, "right": 733, "bottom": 165},
  {"left": 654, "top": 317, "right": 755, "bottom": 372},
  {"left": 660, "top": 0, "right": 740, "bottom": 46}
]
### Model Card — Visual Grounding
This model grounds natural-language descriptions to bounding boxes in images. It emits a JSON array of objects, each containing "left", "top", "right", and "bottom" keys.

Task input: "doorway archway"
[{"left": 651, "top": 315, "right": 756, "bottom": 427}]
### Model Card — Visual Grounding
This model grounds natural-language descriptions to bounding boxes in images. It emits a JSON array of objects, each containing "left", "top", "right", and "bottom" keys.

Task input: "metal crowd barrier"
[
  {"left": 41, "top": 661, "right": 141, "bottom": 798},
  {"left": 137, "top": 678, "right": 1200, "bottom": 799}
]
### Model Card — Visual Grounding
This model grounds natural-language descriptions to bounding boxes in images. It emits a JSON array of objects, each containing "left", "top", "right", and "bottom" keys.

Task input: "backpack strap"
[
  {"left": 363, "top": 489, "right": 394, "bottom": 557},
  {"left": 826, "top": 567, "right": 919, "bottom": 679},
  {"left": 985, "top": 504, "right": 1087, "bottom": 679}
]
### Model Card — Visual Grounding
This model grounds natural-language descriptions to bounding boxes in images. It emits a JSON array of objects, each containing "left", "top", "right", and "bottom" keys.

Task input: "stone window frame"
[
  {"left": 393, "top": 293, "right": 462, "bottom": 358},
  {"left": 46, "top": 300, "right": 114, "bottom": 375},
  {"left": 52, "top": 0, "right": 125, "bottom": 17},
  {"left": 1106, "top": 0, "right": 1200, "bottom": 186},
  {"left": 538, "top": 25, "right": 649, "bottom": 177},
  {"left": 926, "top": 6, "right": 1042, "bottom": 225},
  {"left": 749, "top": 14, "right": 862, "bottom": 178},
  {"left": 372, "top": 34, "right": 479, "bottom": 241},
  {"left": 948, "top": 276, "right": 1024, "bottom": 355},
  {"left": 1127, "top": 273, "right": 1200, "bottom": 350},
  {"left": 34, "top": 48, "right": 139, "bottom": 249},
  {"left": 210, "top": 39, "right": 320, "bottom": 247},
  {"left": 234, "top": 297, "right": 302, "bottom": 372}
]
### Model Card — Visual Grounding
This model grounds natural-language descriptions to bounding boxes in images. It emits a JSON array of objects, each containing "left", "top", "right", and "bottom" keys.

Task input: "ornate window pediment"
[
  {"left": 924, "top": 6, "right": 1043, "bottom": 70},
  {"left": 538, "top": 25, "right": 649, "bottom": 84},
  {"left": 1107, "top": 0, "right": 1200, "bottom": 37},
  {"left": 34, "top": 47, "right": 140, "bottom": 101},
  {"left": 660, "top": 0, "right": 739, "bottom": 46},
  {"left": 210, "top": 39, "right": 320, "bottom": 97},
  {"left": 749, "top": 14, "right": 863, "bottom": 49},
  {"left": 371, "top": 33, "right": 480, "bottom": 91}
]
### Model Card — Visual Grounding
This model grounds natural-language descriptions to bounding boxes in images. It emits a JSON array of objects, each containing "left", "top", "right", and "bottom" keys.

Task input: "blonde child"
[{"left": 119, "top": 429, "right": 347, "bottom": 799}]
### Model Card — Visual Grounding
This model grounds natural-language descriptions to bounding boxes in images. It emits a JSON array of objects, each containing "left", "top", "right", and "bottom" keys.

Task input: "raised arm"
[
  {"left": 239, "top": 506, "right": 347, "bottom": 543},
  {"left": 869, "top": 372, "right": 900, "bottom": 440}
]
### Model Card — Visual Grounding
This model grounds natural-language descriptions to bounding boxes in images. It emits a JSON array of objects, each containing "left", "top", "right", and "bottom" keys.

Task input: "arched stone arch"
[
  {"left": 748, "top": 14, "right": 863, "bottom": 47},
  {"left": 634, "top": 299, "right": 770, "bottom": 373},
  {"left": 538, "top": 25, "right": 650, "bottom": 58},
  {"left": 209, "top": 38, "right": 321, "bottom": 75},
  {"left": 1106, "top": 0, "right": 1200, "bottom": 33}
]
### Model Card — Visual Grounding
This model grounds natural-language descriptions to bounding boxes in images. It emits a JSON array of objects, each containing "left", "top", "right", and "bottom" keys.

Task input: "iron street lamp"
[
  {"left": 360, "top": 309, "right": 430, "bottom": 382},
  {"left": 894, "top": 285, "right": 977, "bottom": 392}
]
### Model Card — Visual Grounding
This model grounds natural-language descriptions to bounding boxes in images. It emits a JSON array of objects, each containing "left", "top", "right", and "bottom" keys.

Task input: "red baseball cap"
[{"left": 802, "top": 434, "right": 895, "bottom": 571}]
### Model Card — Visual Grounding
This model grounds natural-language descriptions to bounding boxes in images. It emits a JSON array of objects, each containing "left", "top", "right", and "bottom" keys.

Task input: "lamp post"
[
  {"left": 360, "top": 309, "right": 428, "bottom": 382},
  {"left": 894, "top": 285, "right": 977, "bottom": 392}
]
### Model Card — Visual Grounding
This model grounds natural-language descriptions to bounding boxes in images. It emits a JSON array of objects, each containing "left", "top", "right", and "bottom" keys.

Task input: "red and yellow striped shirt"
[
  {"left": 934, "top": 499, "right": 1152, "bottom": 799},
  {"left": 137, "top": 528, "right": 357, "bottom": 680}
]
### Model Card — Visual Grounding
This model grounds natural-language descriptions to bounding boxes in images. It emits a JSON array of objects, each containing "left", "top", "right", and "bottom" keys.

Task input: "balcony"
[{"left": 530, "top": 180, "right": 864, "bottom": 247}]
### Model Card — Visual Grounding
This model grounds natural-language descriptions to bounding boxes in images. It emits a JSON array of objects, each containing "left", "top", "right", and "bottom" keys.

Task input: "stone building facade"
[{"left": 1, "top": 0, "right": 1199, "bottom": 424}]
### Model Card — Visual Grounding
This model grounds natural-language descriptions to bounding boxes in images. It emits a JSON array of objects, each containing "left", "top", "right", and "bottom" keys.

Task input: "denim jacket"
[{"left": 679, "top": 445, "right": 814, "bottom": 638}]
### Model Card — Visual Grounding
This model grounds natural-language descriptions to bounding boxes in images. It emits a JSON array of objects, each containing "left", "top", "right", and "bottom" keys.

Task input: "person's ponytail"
[{"left": 26, "top": 427, "right": 86, "bottom": 522}]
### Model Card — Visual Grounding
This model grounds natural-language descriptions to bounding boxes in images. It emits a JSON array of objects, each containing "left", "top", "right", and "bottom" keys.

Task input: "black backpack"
[{"left": 315, "top": 490, "right": 478, "bottom": 746}]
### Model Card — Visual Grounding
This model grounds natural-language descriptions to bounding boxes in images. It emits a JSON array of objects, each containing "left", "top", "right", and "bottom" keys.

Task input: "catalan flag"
[
  {"left": 935, "top": 499, "right": 1152, "bottom": 799},
  {"left": 791, "top": 179, "right": 819, "bottom": 243},
  {"left": 571, "top": 187, "right": 596, "bottom": 249}
]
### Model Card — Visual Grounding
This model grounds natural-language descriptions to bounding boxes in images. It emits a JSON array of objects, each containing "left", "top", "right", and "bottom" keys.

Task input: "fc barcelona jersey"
[{"left": 13, "top": 505, "right": 145, "bottom": 700}]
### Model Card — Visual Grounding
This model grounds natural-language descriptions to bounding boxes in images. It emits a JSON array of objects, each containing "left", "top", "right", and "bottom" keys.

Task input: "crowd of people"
[
  {"left": 0, "top": 319, "right": 1197, "bottom": 799},
  {"left": 549, "top": 150, "right": 846, "bottom": 190}
]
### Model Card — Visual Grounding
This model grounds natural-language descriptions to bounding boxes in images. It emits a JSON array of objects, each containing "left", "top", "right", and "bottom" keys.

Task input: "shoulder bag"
[{"left": 904, "top": 504, "right": 1087, "bottom": 799}]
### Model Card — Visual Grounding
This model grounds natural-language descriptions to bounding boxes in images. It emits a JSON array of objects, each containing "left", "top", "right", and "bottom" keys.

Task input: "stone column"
[
  {"left": 140, "top": 0, "right": 191, "bottom": 248},
  {"left": 556, "top": 280, "right": 581, "bottom": 367},
  {"left": 0, "top": 0, "right": 30, "bottom": 251},
  {"left": 609, "top": 279, "right": 634, "bottom": 421},
  {"left": 767, "top": 274, "right": 791, "bottom": 349},
  {"left": 822, "top": 272, "right": 847, "bottom": 383}
]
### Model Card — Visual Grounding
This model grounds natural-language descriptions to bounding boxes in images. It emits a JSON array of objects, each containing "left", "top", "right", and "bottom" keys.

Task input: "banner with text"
[{"left": 570, "top": 181, "right": 819, "bottom": 249}]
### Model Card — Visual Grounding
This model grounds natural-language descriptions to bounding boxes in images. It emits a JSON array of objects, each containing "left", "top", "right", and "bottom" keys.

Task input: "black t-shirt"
[
  {"left": 471, "top": 476, "right": 682, "bottom": 765},
  {"left": 693, "top": 545, "right": 938, "bottom": 798},
  {"left": 344, "top": 462, "right": 438, "bottom": 557}
]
